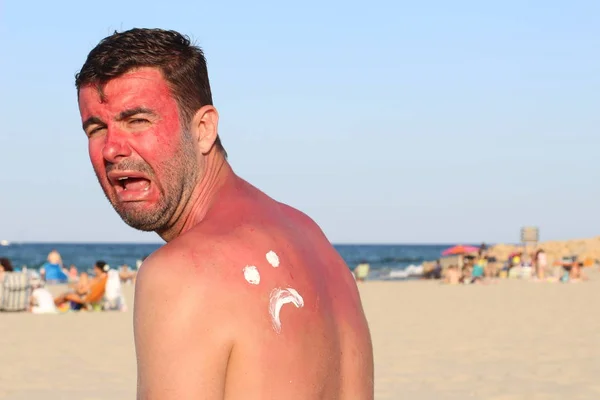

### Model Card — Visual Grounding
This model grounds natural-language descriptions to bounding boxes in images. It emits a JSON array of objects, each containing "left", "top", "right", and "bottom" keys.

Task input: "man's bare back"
[
  {"left": 76, "top": 28, "right": 373, "bottom": 399},
  {"left": 135, "top": 176, "right": 373, "bottom": 398}
]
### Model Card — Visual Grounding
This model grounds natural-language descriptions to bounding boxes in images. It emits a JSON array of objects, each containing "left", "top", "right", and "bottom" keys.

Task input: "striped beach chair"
[{"left": 0, "top": 272, "right": 32, "bottom": 312}]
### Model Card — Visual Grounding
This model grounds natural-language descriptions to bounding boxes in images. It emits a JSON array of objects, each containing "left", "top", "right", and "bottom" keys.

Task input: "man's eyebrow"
[
  {"left": 82, "top": 108, "right": 157, "bottom": 131},
  {"left": 82, "top": 116, "right": 104, "bottom": 131},
  {"left": 116, "top": 107, "right": 157, "bottom": 121}
]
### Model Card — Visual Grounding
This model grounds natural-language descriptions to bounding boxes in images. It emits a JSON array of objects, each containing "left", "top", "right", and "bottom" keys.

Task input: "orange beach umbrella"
[{"left": 442, "top": 245, "right": 479, "bottom": 256}]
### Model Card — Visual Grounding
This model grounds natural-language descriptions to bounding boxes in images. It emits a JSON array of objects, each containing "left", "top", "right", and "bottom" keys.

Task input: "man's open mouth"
[
  {"left": 107, "top": 172, "right": 154, "bottom": 202},
  {"left": 116, "top": 176, "right": 151, "bottom": 192}
]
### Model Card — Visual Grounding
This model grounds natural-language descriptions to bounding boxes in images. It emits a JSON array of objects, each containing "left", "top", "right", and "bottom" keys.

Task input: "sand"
[{"left": 1, "top": 271, "right": 599, "bottom": 399}]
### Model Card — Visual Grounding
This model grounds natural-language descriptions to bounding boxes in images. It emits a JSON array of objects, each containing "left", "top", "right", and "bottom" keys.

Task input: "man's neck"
[{"left": 158, "top": 152, "right": 234, "bottom": 242}]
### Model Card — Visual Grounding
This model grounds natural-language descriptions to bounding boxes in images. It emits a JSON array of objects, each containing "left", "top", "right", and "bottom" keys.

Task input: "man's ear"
[{"left": 190, "top": 105, "right": 219, "bottom": 154}]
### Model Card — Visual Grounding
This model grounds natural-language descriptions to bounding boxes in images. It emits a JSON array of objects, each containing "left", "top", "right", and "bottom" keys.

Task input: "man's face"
[{"left": 78, "top": 68, "right": 198, "bottom": 232}]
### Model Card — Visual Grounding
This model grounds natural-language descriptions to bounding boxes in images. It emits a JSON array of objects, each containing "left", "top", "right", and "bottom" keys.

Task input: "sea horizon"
[{"left": 0, "top": 242, "right": 474, "bottom": 280}]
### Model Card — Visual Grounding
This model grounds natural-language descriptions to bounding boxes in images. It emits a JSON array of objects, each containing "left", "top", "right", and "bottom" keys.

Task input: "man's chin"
[{"left": 114, "top": 205, "right": 167, "bottom": 232}]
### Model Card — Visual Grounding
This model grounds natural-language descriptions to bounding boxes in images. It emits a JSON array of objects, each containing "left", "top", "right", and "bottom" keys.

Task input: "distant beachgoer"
[
  {"left": 423, "top": 260, "right": 442, "bottom": 279},
  {"left": 75, "top": 28, "right": 373, "bottom": 397},
  {"left": 0, "top": 257, "right": 14, "bottom": 282},
  {"left": 47, "top": 249, "right": 63, "bottom": 266},
  {"left": 354, "top": 261, "right": 370, "bottom": 282},
  {"left": 75, "top": 272, "right": 90, "bottom": 297},
  {"left": 54, "top": 261, "right": 109, "bottom": 311},
  {"left": 29, "top": 274, "right": 58, "bottom": 314},
  {"left": 105, "top": 269, "right": 127, "bottom": 311},
  {"left": 461, "top": 263, "right": 473, "bottom": 284},
  {"left": 40, "top": 249, "right": 68, "bottom": 283},
  {"left": 479, "top": 243, "right": 488, "bottom": 257},
  {"left": 483, "top": 256, "right": 493, "bottom": 278},
  {"left": 473, "top": 253, "right": 487, "bottom": 280},
  {"left": 0, "top": 257, "right": 14, "bottom": 270},
  {"left": 443, "top": 265, "right": 461, "bottom": 285},
  {"left": 535, "top": 249, "right": 547, "bottom": 280},
  {"left": 568, "top": 262, "right": 588, "bottom": 283},
  {"left": 432, "top": 260, "right": 442, "bottom": 279},
  {"left": 68, "top": 264, "right": 78, "bottom": 281},
  {"left": 119, "top": 264, "right": 136, "bottom": 285},
  {"left": 512, "top": 253, "right": 521, "bottom": 267}
]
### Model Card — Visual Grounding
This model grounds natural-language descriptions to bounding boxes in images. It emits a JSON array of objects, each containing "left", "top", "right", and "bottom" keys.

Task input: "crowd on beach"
[
  {"left": 438, "top": 248, "right": 590, "bottom": 285},
  {"left": 0, "top": 249, "right": 139, "bottom": 314},
  {"left": 352, "top": 243, "right": 593, "bottom": 285}
]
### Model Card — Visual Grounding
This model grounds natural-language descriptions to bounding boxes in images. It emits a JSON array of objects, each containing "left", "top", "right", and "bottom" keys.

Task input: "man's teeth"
[
  {"left": 118, "top": 177, "right": 129, "bottom": 190},
  {"left": 116, "top": 177, "right": 150, "bottom": 191}
]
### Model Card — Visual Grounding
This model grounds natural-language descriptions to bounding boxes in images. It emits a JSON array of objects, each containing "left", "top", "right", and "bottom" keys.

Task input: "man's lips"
[
  {"left": 107, "top": 171, "right": 153, "bottom": 202},
  {"left": 107, "top": 170, "right": 151, "bottom": 187}
]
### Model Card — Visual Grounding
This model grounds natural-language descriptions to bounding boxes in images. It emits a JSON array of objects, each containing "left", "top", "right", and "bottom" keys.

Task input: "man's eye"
[
  {"left": 88, "top": 127, "right": 105, "bottom": 135},
  {"left": 131, "top": 118, "right": 149, "bottom": 125}
]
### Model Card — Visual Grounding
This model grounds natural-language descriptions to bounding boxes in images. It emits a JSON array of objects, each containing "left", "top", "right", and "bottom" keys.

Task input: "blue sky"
[{"left": 1, "top": 0, "right": 598, "bottom": 244}]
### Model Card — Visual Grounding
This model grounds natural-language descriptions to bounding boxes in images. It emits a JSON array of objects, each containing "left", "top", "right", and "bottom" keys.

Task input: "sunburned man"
[{"left": 75, "top": 28, "right": 374, "bottom": 399}]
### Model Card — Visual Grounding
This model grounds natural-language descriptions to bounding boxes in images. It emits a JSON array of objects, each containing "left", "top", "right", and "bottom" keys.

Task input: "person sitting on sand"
[
  {"left": 119, "top": 264, "right": 137, "bottom": 285},
  {"left": 431, "top": 259, "right": 443, "bottom": 279},
  {"left": 29, "top": 273, "right": 58, "bottom": 314},
  {"left": 567, "top": 262, "right": 588, "bottom": 283},
  {"left": 443, "top": 265, "right": 461, "bottom": 285},
  {"left": 507, "top": 252, "right": 522, "bottom": 274},
  {"left": 485, "top": 256, "right": 498, "bottom": 278},
  {"left": 0, "top": 257, "right": 14, "bottom": 281},
  {"left": 74, "top": 272, "right": 91, "bottom": 297},
  {"left": 68, "top": 264, "right": 79, "bottom": 281},
  {"left": 558, "top": 257, "right": 577, "bottom": 283},
  {"left": 461, "top": 262, "right": 473, "bottom": 284},
  {"left": 54, "top": 261, "right": 109, "bottom": 311}
]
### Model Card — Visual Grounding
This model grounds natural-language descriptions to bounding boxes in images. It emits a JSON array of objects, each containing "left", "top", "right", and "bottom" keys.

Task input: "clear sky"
[{"left": 1, "top": 0, "right": 598, "bottom": 244}]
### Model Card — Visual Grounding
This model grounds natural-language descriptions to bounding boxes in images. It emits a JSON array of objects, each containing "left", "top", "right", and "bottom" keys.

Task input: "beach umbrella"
[{"left": 442, "top": 245, "right": 479, "bottom": 256}]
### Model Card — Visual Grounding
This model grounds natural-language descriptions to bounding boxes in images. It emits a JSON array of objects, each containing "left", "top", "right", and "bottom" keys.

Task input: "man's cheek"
[
  {"left": 88, "top": 146, "right": 105, "bottom": 177},
  {"left": 88, "top": 140, "right": 103, "bottom": 163}
]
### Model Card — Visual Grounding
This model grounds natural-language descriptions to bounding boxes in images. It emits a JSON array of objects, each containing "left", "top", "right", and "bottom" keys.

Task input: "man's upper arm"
[{"left": 134, "top": 250, "right": 233, "bottom": 399}]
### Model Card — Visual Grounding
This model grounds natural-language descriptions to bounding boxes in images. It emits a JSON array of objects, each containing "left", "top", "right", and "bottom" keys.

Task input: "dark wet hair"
[
  {"left": 95, "top": 260, "right": 109, "bottom": 272},
  {"left": 75, "top": 28, "right": 226, "bottom": 157},
  {"left": 0, "top": 257, "right": 14, "bottom": 272}
]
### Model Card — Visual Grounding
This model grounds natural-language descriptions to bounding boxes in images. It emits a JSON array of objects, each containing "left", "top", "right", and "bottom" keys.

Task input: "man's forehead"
[{"left": 78, "top": 68, "right": 175, "bottom": 113}]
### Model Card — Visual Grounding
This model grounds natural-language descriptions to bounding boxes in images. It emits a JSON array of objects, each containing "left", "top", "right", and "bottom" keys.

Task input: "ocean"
[{"left": 0, "top": 242, "right": 455, "bottom": 281}]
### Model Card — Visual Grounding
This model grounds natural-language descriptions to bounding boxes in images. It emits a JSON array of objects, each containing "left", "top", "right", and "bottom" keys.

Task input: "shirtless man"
[{"left": 75, "top": 28, "right": 374, "bottom": 399}]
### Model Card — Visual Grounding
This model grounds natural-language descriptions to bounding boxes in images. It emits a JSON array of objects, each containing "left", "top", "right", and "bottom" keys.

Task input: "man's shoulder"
[
  {"left": 135, "top": 230, "right": 273, "bottom": 295},
  {"left": 133, "top": 237, "right": 243, "bottom": 340},
  {"left": 135, "top": 198, "right": 337, "bottom": 304},
  {"left": 136, "top": 235, "right": 230, "bottom": 287}
]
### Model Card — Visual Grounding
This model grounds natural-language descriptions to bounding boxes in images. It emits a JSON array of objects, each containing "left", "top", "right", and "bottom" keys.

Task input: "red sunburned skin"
[{"left": 78, "top": 67, "right": 186, "bottom": 213}]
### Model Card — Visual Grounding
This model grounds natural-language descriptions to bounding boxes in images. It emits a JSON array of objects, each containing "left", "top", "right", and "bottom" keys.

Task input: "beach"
[{"left": 1, "top": 272, "right": 599, "bottom": 399}]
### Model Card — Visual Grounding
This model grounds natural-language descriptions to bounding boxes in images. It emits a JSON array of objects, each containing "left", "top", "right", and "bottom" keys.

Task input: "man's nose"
[{"left": 102, "top": 128, "right": 132, "bottom": 163}]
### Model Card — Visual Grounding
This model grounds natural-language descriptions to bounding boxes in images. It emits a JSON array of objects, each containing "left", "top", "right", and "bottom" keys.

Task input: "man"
[{"left": 76, "top": 28, "right": 374, "bottom": 399}]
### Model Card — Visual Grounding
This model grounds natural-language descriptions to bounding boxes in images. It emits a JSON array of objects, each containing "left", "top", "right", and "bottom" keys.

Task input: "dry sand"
[{"left": 1, "top": 271, "right": 599, "bottom": 399}]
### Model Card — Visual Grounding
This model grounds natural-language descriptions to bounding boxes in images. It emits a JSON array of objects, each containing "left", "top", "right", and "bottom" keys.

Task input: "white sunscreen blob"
[
  {"left": 243, "top": 265, "right": 260, "bottom": 285},
  {"left": 266, "top": 250, "right": 280, "bottom": 267},
  {"left": 269, "top": 287, "right": 304, "bottom": 334}
]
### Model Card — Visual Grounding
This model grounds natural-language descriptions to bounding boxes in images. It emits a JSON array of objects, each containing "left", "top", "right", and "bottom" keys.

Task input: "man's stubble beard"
[{"left": 98, "top": 133, "right": 199, "bottom": 233}]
